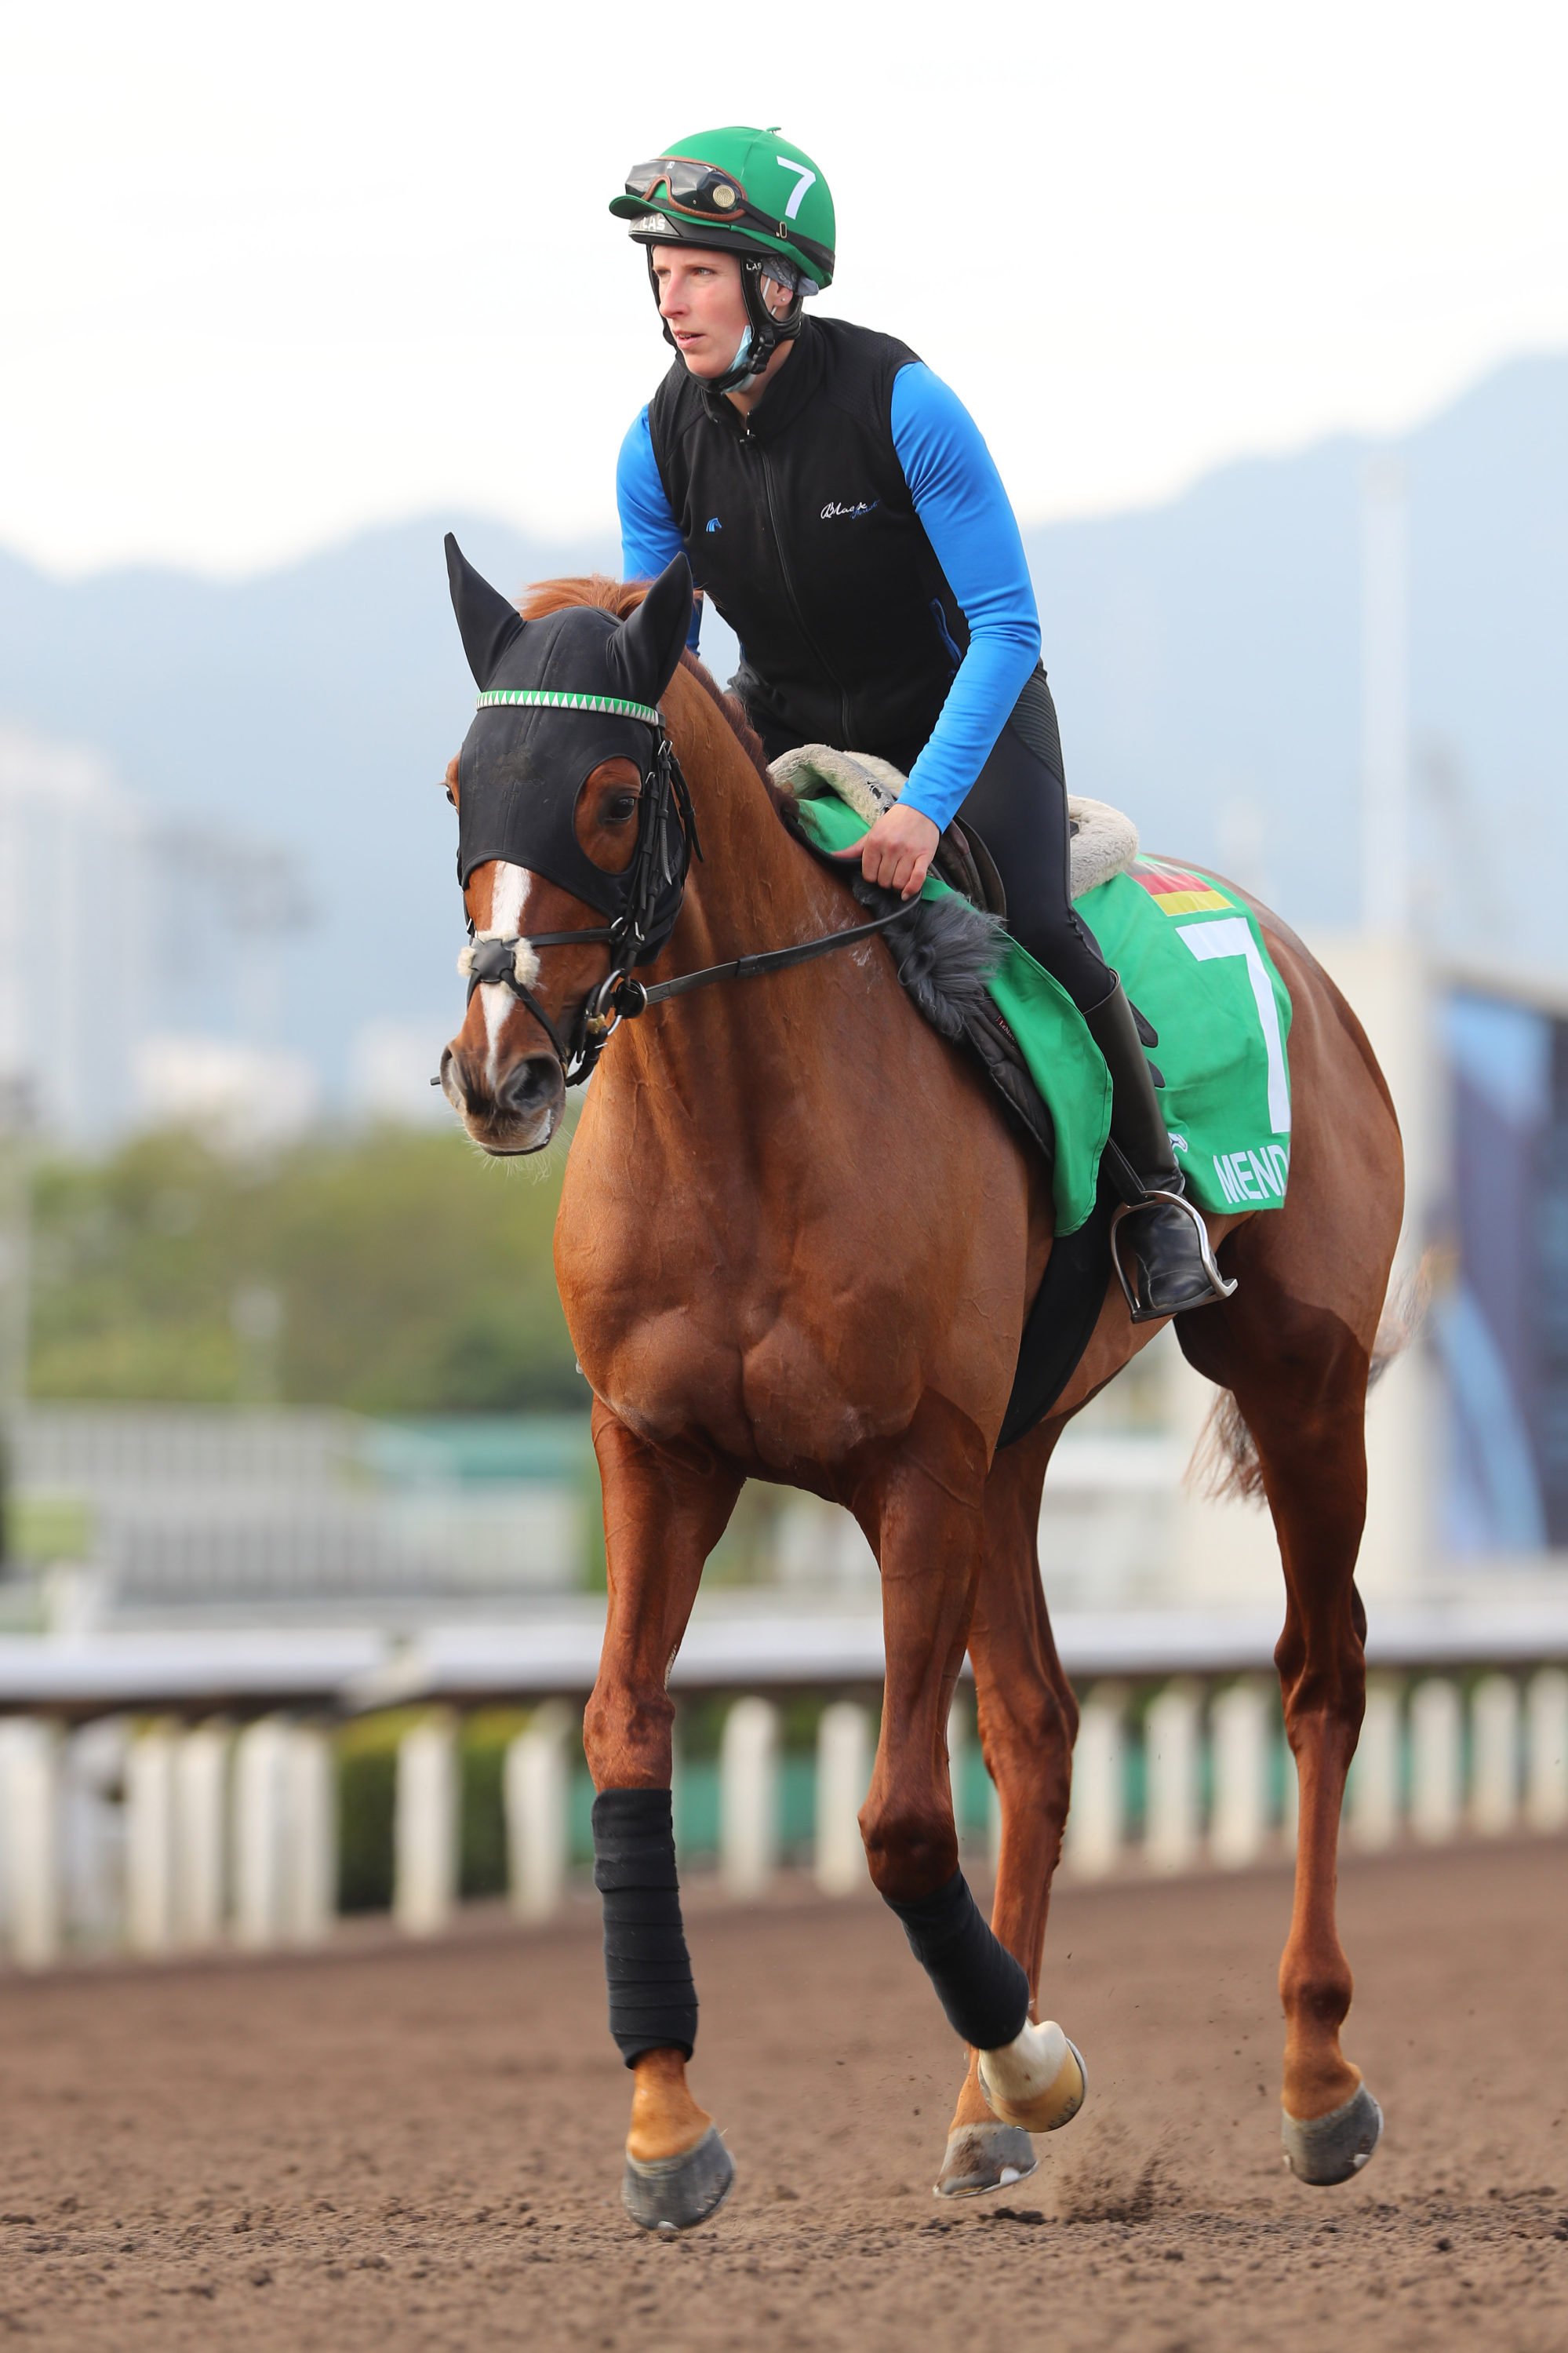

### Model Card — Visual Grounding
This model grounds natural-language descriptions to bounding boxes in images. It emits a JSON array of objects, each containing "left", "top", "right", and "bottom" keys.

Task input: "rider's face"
[{"left": 649, "top": 246, "right": 749, "bottom": 377}]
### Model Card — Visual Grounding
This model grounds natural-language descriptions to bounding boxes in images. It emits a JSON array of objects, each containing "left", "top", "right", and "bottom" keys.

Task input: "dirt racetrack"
[{"left": 2, "top": 1840, "right": 1565, "bottom": 2352}]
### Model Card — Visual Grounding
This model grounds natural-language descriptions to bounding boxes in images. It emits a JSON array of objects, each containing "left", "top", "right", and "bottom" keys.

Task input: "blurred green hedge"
[
  {"left": 336, "top": 1697, "right": 942, "bottom": 1912},
  {"left": 336, "top": 1708, "right": 532, "bottom": 1913},
  {"left": 28, "top": 1125, "right": 582, "bottom": 1414},
  {"left": 336, "top": 1712, "right": 405, "bottom": 1914}
]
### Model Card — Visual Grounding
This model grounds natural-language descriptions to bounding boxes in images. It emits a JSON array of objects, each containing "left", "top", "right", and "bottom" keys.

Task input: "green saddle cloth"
[{"left": 792, "top": 791, "right": 1293, "bottom": 1237}]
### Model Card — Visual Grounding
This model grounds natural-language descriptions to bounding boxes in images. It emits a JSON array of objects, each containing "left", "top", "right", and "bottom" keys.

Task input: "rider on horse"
[{"left": 611, "top": 126, "right": 1231, "bottom": 1322}]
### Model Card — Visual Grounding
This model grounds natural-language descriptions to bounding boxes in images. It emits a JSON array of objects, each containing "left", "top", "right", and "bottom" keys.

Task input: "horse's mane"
[{"left": 522, "top": 575, "right": 784, "bottom": 812}]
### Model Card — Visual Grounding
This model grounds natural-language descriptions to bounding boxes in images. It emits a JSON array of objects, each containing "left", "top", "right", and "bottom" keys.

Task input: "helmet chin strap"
[{"left": 724, "top": 320, "right": 757, "bottom": 381}]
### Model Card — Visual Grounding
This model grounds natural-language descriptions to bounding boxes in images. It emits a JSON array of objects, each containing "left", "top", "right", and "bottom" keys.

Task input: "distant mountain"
[
  {"left": 1027, "top": 352, "right": 1568, "bottom": 942},
  {"left": 2, "top": 354, "right": 1563, "bottom": 1102}
]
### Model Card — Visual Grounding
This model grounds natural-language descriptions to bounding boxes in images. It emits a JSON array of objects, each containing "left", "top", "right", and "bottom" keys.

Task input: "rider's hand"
[{"left": 831, "top": 804, "right": 941, "bottom": 901}]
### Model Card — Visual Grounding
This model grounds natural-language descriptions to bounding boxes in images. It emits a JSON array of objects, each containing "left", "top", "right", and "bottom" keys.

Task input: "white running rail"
[{"left": 0, "top": 1650, "right": 1565, "bottom": 1971}]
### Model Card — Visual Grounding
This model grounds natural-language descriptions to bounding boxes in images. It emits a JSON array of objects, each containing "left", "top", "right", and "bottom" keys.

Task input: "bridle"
[{"left": 457, "top": 690, "right": 911, "bottom": 1089}]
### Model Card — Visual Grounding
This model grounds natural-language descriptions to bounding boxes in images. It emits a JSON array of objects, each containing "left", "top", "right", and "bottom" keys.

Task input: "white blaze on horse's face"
[
  {"left": 478, "top": 861, "right": 532, "bottom": 1091},
  {"left": 442, "top": 857, "right": 564, "bottom": 1154}
]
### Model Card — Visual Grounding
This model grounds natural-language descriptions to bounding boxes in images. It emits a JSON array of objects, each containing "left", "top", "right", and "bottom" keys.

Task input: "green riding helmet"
[{"left": 610, "top": 126, "right": 836, "bottom": 291}]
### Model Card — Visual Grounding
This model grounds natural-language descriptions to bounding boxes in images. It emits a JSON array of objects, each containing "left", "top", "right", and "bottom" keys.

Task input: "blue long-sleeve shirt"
[{"left": 617, "top": 360, "right": 1040, "bottom": 834}]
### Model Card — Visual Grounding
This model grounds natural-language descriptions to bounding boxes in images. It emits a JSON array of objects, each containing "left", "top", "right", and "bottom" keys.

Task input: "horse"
[{"left": 437, "top": 542, "right": 1403, "bottom": 2229}]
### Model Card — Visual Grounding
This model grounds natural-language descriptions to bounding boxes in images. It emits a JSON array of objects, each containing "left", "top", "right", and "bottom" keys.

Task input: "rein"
[
  {"left": 465, "top": 901, "right": 912, "bottom": 1084},
  {"left": 460, "top": 689, "right": 910, "bottom": 1087}
]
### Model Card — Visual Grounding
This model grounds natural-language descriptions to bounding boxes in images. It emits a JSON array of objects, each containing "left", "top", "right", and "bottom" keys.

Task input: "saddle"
[{"left": 770, "top": 746, "right": 1155, "bottom": 1158}]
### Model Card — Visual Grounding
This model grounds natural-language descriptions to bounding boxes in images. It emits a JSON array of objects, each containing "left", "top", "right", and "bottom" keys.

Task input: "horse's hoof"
[
  {"left": 977, "top": 2021, "right": 1088, "bottom": 2134},
  {"left": 622, "top": 2125, "right": 736, "bottom": 2233},
  {"left": 933, "top": 2122, "right": 1039, "bottom": 2199},
  {"left": 1281, "top": 2083, "right": 1384, "bottom": 2186}
]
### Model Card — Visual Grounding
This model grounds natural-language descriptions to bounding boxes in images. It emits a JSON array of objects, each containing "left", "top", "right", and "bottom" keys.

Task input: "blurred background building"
[{"left": 0, "top": 727, "right": 316, "bottom": 1143}]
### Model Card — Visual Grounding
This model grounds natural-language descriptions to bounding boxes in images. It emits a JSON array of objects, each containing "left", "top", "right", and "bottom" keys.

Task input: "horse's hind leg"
[
  {"left": 581, "top": 1403, "right": 744, "bottom": 2232},
  {"left": 934, "top": 1423, "right": 1082, "bottom": 2198},
  {"left": 1180, "top": 1275, "right": 1386, "bottom": 2184}
]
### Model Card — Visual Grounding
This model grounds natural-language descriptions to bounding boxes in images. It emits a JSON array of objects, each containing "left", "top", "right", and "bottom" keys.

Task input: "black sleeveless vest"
[{"left": 645, "top": 317, "right": 968, "bottom": 766}]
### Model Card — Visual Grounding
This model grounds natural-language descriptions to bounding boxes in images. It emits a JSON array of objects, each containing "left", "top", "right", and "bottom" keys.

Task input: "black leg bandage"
[
  {"left": 591, "top": 1787, "right": 697, "bottom": 2067},
  {"left": 886, "top": 1867, "right": 1030, "bottom": 2050}
]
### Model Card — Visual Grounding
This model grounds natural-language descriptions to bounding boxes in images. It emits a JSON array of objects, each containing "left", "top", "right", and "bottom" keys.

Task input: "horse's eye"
[{"left": 605, "top": 792, "right": 639, "bottom": 825}]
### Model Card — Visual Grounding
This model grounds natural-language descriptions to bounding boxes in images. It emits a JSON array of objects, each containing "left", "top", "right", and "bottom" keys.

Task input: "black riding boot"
[{"left": 1081, "top": 978, "right": 1237, "bottom": 1324}]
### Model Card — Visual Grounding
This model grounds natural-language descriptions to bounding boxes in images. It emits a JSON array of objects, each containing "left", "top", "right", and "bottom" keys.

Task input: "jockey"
[{"left": 611, "top": 129, "right": 1230, "bottom": 1321}]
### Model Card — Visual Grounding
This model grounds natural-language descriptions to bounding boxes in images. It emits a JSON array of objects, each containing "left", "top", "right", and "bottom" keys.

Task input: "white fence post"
[
  {"left": 1525, "top": 1667, "right": 1568, "bottom": 1833},
  {"left": 1349, "top": 1679, "right": 1402, "bottom": 1851},
  {"left": 173, "top": 1725, "right": 229, "bottom": 1950},
  {"left": 0, "top": 1721, "right": 62, "bottom": 1969},
  {"left": 1279, "top": 1710, "right": 1300, "bottom": 1852},
  {"left": 946, "top": 1692, "right": 970, "bottom": 1852},
  {"left": 669, "top": 1714, "right": 688, "bottom": 1861},
  {"left": 505, "top": 1704, "right": 573, "bottom": 1922},
  {"left": 1210, "top": 1680, "right": 1271, "bottom": 1868},
  {"left": 61, "top": 1718, "right": 128, "bottom": 1951},
  {"left": 395, "top": 1716, "right": 459, "bottom": 1936},
  {"left": 283, "top": 1727, "right": 337, "bottom": 1946},
  {"left": 719, "top": 1697, "right": 779, "bottom": 1900},
  {"left": 233, "top": 1717, "right": 291, "bottom": 1950},
  {"left": 941, "top": 1689, "right": 999, "bottom": 1874},
  {"left": 1144, "top": 1680, "right": 1202, "bottom": 1873},
  {"left": 1410, "top": 1679, "right": 1463, "bottom": 1844},
  {"left": 815, "top": 1701, "right": 870, "bottom": 1896},
  {"left": 126, "top": 1724, "right": 178, "bottom": 1956},
  {"left": 1065, "top": 1684, "right": 1126, "bottom": 1879},
  {"left": 1470, "top": 1674, "right": 1519, "bottom": 1836}
]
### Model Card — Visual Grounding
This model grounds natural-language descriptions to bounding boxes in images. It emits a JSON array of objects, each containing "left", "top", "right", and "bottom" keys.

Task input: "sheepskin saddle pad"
[{"left": 768, "top": 745, "right": 1139, "bottom": 908}]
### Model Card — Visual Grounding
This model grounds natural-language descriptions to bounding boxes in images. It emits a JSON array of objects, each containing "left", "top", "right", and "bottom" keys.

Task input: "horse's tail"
[{"left": 1184, "top": 1255, "right": 1431, "bottom": 1508}]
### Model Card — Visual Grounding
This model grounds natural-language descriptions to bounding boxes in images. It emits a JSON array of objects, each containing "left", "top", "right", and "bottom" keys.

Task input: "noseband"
[{"left": 458, "top": 692, "right": 911, "bottom": 1089}]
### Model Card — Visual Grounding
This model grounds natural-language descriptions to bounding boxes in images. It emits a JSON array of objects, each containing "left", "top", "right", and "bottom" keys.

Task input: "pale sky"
[{"left": 4, "top": 0, "right": 1565, "bottom": 578}]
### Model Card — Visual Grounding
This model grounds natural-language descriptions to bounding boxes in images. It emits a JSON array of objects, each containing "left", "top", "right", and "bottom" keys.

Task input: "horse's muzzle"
[{"left": 441, "top": 1043, "right": 565, "bottom": 1155}]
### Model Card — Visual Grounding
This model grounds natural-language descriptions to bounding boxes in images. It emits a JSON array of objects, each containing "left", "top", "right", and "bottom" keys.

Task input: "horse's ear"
[
  {"left": 608, "top": 553, "right": 693, "bottom": 706},
  {"left": 445, "top": 533, "right": 525, "bottom": 687}
]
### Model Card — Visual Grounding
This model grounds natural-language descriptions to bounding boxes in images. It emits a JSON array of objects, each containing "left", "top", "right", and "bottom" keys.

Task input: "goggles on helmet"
[
  {"left": 626, "top": 156, "right": 755, "bottom": 220},
  {"left": 624, "top": 156, "right": 834, "bottom": 279}
]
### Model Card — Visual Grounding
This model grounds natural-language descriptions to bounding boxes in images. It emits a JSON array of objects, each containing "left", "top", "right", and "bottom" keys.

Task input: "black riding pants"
[{"left": 953, "top": 669, "right": 1110, "bottom": 1012}]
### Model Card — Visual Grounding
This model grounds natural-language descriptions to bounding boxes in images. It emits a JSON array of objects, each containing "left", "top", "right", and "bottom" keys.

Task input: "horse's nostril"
[{"left": 499, "top": 1054, "right": 562, "bottom": 1118}]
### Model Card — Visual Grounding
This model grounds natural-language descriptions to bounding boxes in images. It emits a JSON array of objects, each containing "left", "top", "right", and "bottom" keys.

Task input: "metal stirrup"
[{"left": 1107, "top": 1186, "right": 1237, "bottom": 1320}]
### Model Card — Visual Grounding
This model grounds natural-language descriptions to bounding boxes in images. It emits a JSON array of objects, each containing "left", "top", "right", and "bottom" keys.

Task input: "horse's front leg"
[
  {"left": 581, "top": 1403, "right": 743, "bottom": 2233},
  {"left": 936, "top": 1426, "right": 1082, "bottom": 2198},
  {"left": 855, "top": 1404, "right": 1085, "bottom": 2194}
]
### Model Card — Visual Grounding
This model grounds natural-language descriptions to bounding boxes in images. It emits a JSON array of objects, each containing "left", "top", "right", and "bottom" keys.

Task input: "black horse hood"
[{"left": 446, "top": 535, "right": 692, "bottom": 916}]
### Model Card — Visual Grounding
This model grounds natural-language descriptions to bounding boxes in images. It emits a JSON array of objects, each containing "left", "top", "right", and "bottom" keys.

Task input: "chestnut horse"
[{"left": 439, "top": 555, "right": 1402, "bottom": 2228}]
